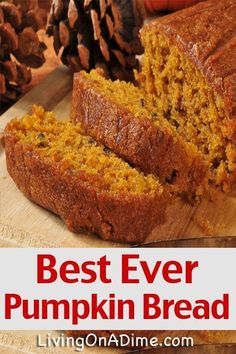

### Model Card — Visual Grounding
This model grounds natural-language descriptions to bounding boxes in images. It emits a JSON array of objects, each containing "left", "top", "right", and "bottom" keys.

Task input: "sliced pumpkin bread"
[{"left": 4, "top": 105, "right": 168, "bottom": 244}]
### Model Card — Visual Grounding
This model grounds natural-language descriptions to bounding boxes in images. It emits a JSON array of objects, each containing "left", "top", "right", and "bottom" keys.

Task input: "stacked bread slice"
[
  {"left": 4, "top": 0, "right": 236, "bottom": 244},
  {"left": 71, "top": 70, "right": 207, "bottom": 199},
  {"left": 4, "top": 105, "right": 168, "bottom": 243},
  {"left": 72, "top": 0, "right": 236, "bottom": 196}
]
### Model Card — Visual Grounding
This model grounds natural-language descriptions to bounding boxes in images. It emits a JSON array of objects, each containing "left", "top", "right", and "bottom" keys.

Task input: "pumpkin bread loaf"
[
  {"left": 4, "top": 106, "right": 168, "bottom": 244},
  {"left": 72, "top": 0, "right": 236, "bottom": 195},
  {"left": 71, "top": 70, "right": 207, "bottom": 199},
  {"left": 138, "top": 0, "right": 236, "bottom": 192}
]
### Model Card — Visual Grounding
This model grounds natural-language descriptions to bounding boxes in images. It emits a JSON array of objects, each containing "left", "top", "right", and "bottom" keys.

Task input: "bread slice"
[
  {"left": 4, "top": 106, "right": 168, "bottom": 244},
  {"left": 71, "top": 70, "right": 207, "bottom": 199},
  {"left": 137, "top": 0, "right": 236, "bottom": 192}
]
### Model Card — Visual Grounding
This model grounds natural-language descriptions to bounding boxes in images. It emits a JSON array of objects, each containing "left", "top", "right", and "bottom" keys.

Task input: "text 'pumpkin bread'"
[{"left": 4, "top": 106, "right": 168, "bottom": 244}]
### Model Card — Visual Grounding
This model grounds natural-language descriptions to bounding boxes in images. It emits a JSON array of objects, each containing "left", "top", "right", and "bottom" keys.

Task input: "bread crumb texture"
[
  {"left": 82, "top": 69, "right": 202, "bottom": 170},
  {"left": 81, "top": 0, "right": 236, "bottom": 195},
  {"left": 6, "top": 105, "right": 163, "bottom": 197},
  {"left": 138, "top": 28, "right": 236, "bottom": 192}
]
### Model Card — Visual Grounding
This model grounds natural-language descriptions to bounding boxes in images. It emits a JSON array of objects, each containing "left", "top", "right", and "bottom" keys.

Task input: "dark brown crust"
[
  {"left": 142, "top": 0, "right": 236, "bottom": 138},
  {"left": 4, "top": 131, "right": 167, "bottom": 244},
  {"left": 71, "top": 72, "right": 207, "bottom": 197}
]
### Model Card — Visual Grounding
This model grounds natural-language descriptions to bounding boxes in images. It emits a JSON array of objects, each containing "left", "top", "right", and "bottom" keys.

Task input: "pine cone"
[
  {"left": 47, "top": 0, "right": 145, "bottom": 81},
  {"left": 0, "top": 0, "right": 47, "bottom": 104},
  {"left": 38, "top": 0, "right": 51, "bottom": 11}
]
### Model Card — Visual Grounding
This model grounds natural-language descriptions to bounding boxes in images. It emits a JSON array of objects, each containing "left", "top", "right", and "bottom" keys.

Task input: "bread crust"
[
  {"left": 71, "top": 73, "right": 207, "bottom": 198},
  {"left": 142, "top": 0, "right": 236, "bottom": 135},
  {"left": 4, "top": 131, "right": 167, "bottom": 244}
]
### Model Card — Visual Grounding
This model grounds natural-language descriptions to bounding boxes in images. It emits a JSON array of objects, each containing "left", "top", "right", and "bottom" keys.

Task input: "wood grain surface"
[{"left": 0, "top": 65, "right": 236, "bottom": 353}]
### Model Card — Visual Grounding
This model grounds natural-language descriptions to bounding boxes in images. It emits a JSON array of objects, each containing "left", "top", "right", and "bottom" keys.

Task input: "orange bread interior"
[
  {"left": 138, "top": 30, "right": 236, "bottom": 192},
  {"left": 6, "top": 105, "right": 163, "bottom": 197}
]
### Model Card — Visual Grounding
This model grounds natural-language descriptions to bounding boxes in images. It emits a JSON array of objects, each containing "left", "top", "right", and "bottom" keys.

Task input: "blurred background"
[{"left": 0, "top": 0, "right": 205, "bottom": 114}]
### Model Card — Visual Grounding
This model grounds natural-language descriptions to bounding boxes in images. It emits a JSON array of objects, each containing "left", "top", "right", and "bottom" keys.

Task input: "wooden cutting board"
[
  {"left": 0, "top": 65, "right": 236, "bottom": 353},
  {"left": 1, "top": 66, "right": 236, "bottom": 248}
]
